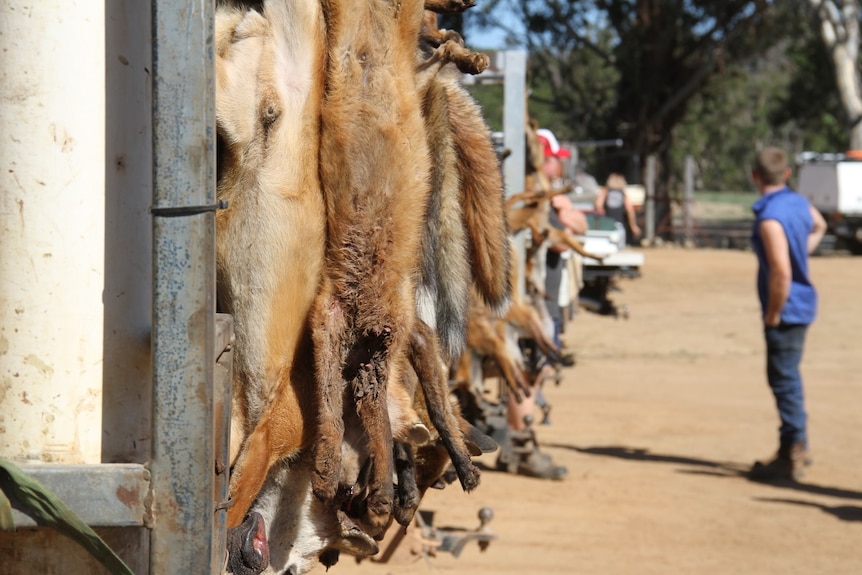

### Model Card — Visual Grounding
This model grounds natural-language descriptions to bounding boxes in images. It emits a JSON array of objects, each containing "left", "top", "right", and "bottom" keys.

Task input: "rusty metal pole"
[{"left": 149, "top": 0, "right": 222, "bottom": 573}]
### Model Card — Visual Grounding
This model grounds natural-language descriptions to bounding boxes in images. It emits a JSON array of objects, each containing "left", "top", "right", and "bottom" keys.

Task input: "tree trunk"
[{"left": 811, "top": 0, "right": 862, "bottom": 149}]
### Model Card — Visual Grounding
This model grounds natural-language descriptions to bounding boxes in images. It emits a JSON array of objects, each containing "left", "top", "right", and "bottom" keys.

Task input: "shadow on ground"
[
  {"left": 754, "top": 498, "right": 862, "bottom": 522},
  {"left": 543, "top": 443, "right": 862, "bottom": 508}
]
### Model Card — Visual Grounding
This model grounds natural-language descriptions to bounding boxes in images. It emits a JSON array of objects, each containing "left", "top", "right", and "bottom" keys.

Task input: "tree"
[
  {"left": 809, "top": 0, "right": 862, "bottom": 150},
  {"left": 769, "top": 12, "right": 847, "bottom": 154},
  {"left": 469, "top": 1, "right": 793, "bottom": 234}
]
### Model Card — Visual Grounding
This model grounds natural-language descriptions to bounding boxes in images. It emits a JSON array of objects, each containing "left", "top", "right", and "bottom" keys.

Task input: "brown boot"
[{"left": 748, "top": 443, "right": 808, "bottom": 482}]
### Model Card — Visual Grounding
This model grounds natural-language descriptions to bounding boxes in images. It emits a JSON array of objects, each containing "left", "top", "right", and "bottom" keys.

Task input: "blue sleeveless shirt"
[{"left": 751, "top": 187, "right": 817, "bottom": 325}]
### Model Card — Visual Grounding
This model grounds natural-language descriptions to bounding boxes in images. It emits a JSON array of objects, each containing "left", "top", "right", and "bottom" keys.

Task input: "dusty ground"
[{"left": 330, "top": 247, "right": 862, "bottom": 575}]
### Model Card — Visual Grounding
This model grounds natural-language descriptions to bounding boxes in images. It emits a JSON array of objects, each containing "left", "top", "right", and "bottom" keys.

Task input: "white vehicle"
[{"left": 796, "top": 151, "right": 862, "bottom": 253}]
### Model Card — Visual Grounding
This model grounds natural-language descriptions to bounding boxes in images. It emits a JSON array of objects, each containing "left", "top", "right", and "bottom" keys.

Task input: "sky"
[
  {"left": 468, "top": 26, "right": 509, "bottom": 50},
  {"left": 463, "top": 5, "right": 525, "bottom": 51}
]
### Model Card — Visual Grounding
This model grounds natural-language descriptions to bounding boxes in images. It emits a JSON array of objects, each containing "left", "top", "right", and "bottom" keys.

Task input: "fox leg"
[
  {"left": 392, "top": 441, "right": 420, "bottom": 527},
  {"left": 348, "top": 327, "right": 396, "bottom": 536},
  {"left": 227, "top": 386, "right": 305, "bottom": 527},
  {"left": 310, "top": 285, "right": 347, "bottom": 504},
  {"left": 423, "top": 0, "right": 476, "bottom": 13},
  {"left": 417, "top": 34, "right": 490, "bottom": 76},
  {"left": 409, "top": 321, "right": 480, "bottom": 492}
]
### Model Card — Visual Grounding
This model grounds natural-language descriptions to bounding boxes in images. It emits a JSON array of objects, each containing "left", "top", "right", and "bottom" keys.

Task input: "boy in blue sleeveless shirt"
[{"left": 749, "top": 147, "right": 826, "bottom": 481}]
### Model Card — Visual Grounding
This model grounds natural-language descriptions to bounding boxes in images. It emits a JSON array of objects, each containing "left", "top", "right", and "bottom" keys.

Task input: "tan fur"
[
  {"left": 445, "top": 77, "right": 512, "bottom": 310},
  {"left": 218, "top": 0, "right": 509, "bottom": 566},
  {"left": 412, "top": 15, "right": 510, "bottom": 314},
  {"left": 416, "top": 75, "right": 471, "bottom": 360},
  {"left": 525, "top": 118, "right": 547, "bottom": 175},
  {"left": 214, "top": 0, "right": 327, "bottom": 528},
  {"left": 311, "top": 0, "right": 432, "bottom": 535},
  {"left": 462, "top": 294, "right": 532, "bottom": 402},
  {"left": 414, "top": 27, "right": 511, "bottom": 356},
  {"left": 510, "top": 172, "right": 604, "bottom": 277},
  {"left": 423, "top": 0, "right": 475, "bottom": 12},
  {"left": 418, "top": 27, "right": 490, "bottom": 75},
  {"left": 500, "top": 242, "right": 561, "bottom": 361},
  {"left": 407, "top": 322, "right": 480, "bottom": 485}
]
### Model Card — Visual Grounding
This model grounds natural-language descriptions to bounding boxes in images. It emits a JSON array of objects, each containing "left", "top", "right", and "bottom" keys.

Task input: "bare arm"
[
  {"left": 551, "top": 195, "right": 588, "bottom": 235},
  {"left": 760, "top": 219, "right": 792, "bottom": 326},
  {"left": 594, "top": 188, "right": 607, "bottom": 214},
  {"left": 807, "top": 204, "right": 827, "bottom": 254},
  {"left": 624, "top": 195, "right": 641, "bottom": 237}
]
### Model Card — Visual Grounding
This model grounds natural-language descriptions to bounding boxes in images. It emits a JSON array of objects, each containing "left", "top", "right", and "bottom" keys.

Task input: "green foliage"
[
  {"left": 526, "top": 27, "right": 621, "bottom": 145},
  {"left": 768, "top": 10, "right": 847, "bottom": 153},
  {"left": 466, "top": 83, "right": 505, "bottom": 133},
  {"left": 463, "top": 0, "right": 852, "bottom": 193},
  {"left": 673, "top": 56, "right": 789, "bottom": 191},
  {"left": 673, "top": 4, "right": 848, "bottom": 191}
]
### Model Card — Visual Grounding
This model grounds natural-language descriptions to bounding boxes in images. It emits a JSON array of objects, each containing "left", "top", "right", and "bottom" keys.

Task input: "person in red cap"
[
  {"left": 534, "top": 129, "right": 587, "bottom": 349},
  {"left": 497, "top": 128, "right": 585, "bottom": 480},
  {"left": 535, "top": 129, "right": 587, "bottom": 236}
]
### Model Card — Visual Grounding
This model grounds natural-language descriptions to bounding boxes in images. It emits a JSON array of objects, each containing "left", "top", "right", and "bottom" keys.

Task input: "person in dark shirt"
[{"left": 594, "top": 173, "right": 641, "bottom": 245}]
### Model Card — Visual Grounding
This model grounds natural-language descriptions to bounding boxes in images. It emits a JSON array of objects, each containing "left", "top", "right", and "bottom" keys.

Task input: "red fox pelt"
[
  {"left": 218, "top": 0, "right": 510, "bottom": 568},
  {"left": 217, "top": 0, "right": 433, "bottom": 536},
  {"left": 214, "top": 0, "right": 326, "bottom": 531},
  {"left": 416, "top": 40, "right": 511, "bottom": 361},
  {"left": 408, "top": 46, "right": 511, "bottom": 518},
  {"left": 310, "top": 0, "right": 434, "bottom": 535}
]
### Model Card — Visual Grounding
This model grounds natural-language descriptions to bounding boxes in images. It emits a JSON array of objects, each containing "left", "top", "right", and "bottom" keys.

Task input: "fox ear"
[
  {"left": 328, "top": 523, "right": 379, "bottom": 558},
  {"left": 404, "top": 422, "right": 432, "bottom": 446},
  {"left": 463, "top": 422, "right": 497, "bottom": 456}
]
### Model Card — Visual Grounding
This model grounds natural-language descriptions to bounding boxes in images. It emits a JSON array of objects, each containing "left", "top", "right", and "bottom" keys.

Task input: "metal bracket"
[
  {"left": 9, "top": 464, "right": 151, "bottom": 528},
  {"left": 150, "top": 199, "right": 229, "bottom": 217}
]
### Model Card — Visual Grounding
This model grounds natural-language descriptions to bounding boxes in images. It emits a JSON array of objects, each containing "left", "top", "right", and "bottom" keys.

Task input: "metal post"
[
  {"left": 103, "top": 0, "right": 154, "bottom": 466},
  {"left": 645, "top": 155, "right": 656, "bottom": 244},
  {"left": 150, "top": 1, "right": 222, "bottom": 574},
  {"left": 0, "top": 0, "right": 106, "bottom": 467},
  {"left": 502, "top": 50, "right": 527, "bottom": 201},
  {"left": 502, "top": 50, "right": 527, "bottom": 299},
  {"left": 684, "top": 155, "right": 695, "bottom": 247}
]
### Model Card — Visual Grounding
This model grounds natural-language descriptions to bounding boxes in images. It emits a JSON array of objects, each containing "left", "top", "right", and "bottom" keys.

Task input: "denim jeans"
[
  {"left": 764, "top": 323, "right": 809, "bottom": 450},
  {"left": 552, "top": 318, "right": 563, "bottom": 349}
]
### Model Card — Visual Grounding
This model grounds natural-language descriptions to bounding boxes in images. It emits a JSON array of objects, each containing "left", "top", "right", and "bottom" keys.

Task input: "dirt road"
[{"left": 333, "top": 248, "right": 862, "bottom": 575}]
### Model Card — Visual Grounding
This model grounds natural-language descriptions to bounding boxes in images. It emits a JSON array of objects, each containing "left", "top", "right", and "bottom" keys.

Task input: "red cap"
[{"left": 536, "top": 128, "right": 571, "bottom": 159}]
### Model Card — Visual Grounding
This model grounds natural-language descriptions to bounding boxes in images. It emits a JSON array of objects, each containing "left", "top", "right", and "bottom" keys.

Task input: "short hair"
[
  {"left": 605, "top": 173, "right": 627, "bottom": 190},
  {"left": 752, "top": 147, "right": 788, "bottom": 186}
]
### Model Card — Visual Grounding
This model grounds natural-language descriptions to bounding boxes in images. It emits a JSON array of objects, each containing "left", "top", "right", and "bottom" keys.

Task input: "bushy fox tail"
[{"left": 445, "top": 79, "right": 512, "bottom": 312}]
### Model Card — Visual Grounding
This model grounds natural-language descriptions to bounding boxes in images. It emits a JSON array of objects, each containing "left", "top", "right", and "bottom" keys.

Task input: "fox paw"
[{"left": 363, "top": 487, "right": 394, "bottom": 537}]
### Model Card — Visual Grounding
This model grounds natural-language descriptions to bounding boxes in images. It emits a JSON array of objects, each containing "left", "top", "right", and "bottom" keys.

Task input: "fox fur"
[
  {"left": 410, "top": 14, "right": 511, "bottom": 509},
  {"left": 416, "top": 76, "right": 471, "bottom": 360},
  {"left": 423, "top": 0, "right": 476, "bottom": 12},
  {"left": 214, "top": 0, "right": 436, "bottom": 540},
  {"left": 218, "top": 0, "right": 508, "bottom": 570},
  {"left": 500, "top": 241, "right": 561, "bottom": 363},
  {"left": 446, "top": 75, "right": 512, "bottom": 310},
  {"left": 311, "top": 0, "right": 433, "bottom": 535},
  {"left": 416, "top": 36, "right": 511, "bottom": 359},
  {"left": 244, "top": 375, "right": 431, "bottom": 575},
  {"left": 460, "top": 293, "right": 532, "bottom": 403},
  {"left": 215, "top": 0, "right": 328, "bottom": 528}
]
